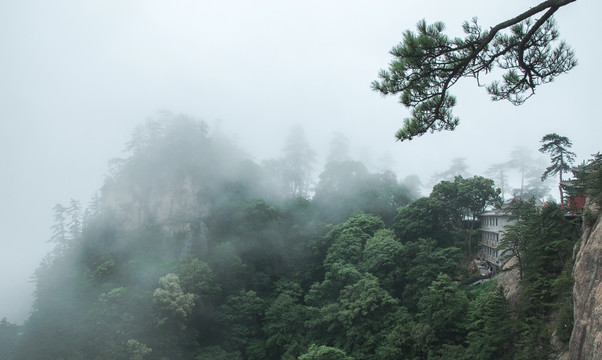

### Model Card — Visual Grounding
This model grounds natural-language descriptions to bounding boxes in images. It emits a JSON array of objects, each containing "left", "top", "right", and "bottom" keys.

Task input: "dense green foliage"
[
  {"left": 430, "top": 175, "right": 501, "bottom": 258},
  {"left": 570, "top": 152, "right": 602, "bottom": 205},
  {"left": 498, "top": 198, "right": 580, "bottom": 358},
  {"left": 0, "top": 318, "right": 18, "bottom": 360},
  {"left": 0, "top": 117, "right": 581, "bottom": 359}
]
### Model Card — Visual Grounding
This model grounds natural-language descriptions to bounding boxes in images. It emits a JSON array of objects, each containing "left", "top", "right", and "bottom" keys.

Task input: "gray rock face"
[
  {"left": 101, "top": 175, "right": 209, "bottom": 258},
  {"left": 570, "top": 202, "right": 602, "bottom": 360}
]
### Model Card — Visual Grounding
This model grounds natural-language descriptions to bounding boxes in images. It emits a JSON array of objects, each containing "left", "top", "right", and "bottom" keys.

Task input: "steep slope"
[{"left": 570, "top": 202, "right": 602, "bottom": 359}]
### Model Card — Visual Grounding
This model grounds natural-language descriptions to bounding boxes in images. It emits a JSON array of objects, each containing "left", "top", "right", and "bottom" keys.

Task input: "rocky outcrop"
[
  {"left": 569, "top": 202, "right": 602, "bottom": 360},
  {"left": 495, "top": 256, "right": 522, "bottom": 305},
  {"left": 102, "top": 176, "right": 207, "bottom": 229},
  {"left": 101, "top": 174, "right": 210, "bottom": 258}
]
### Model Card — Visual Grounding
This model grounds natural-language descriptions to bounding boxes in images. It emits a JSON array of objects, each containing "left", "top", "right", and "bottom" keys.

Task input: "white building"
[
  {"left": 478, "top": 198, "right": 544, "bottom": 267},
  {"left": 478, "top": 208, "right": 514, "bottom": 267}
]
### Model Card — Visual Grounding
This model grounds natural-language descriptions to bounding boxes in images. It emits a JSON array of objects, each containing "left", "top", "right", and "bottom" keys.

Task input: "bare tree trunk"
[{"left": 559, "top": 171, "right": 564, "bottom": 208}]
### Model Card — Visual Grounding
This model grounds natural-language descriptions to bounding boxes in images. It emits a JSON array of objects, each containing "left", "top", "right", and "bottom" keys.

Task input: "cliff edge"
[{"left": 569, "top": 201, "right": 602, "bottom": 360}]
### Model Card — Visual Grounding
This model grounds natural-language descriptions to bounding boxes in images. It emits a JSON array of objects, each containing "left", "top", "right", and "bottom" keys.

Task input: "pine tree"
[
  {"left": 372, "top": 0, "right": 578, "bottom": 141},
  {"left": 49, "top": 203, "right": 68, "bottom": 254},
  {"left": 67, "top": 199, "right": 82, "bottom": 241},
  {"left": 539, "top": 133, "right": 576, "bottom": 206}
]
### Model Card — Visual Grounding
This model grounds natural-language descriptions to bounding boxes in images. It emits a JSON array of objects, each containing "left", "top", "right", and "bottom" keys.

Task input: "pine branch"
[{"left": 373, "top": 0, "right": 578, "bottom": 141}]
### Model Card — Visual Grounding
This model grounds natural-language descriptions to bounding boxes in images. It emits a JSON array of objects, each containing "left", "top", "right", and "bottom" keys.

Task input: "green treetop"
[
  {"left": 539, "top": 133, "right": 576, "bottom": 205},
  {"left": 430, "top": 176, "right": 501, "bottom": 258}
]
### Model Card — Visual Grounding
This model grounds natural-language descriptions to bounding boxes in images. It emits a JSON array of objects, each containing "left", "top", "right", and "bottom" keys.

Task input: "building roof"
[
  {"left": 478, "top": 196, "right": 544, "bottom": 217},
  {"left": 479, "top": 208, "right": 510, "bottom": 217}
]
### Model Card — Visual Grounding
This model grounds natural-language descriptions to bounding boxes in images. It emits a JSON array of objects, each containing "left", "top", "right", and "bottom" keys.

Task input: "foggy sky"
[{"left": 1, "top": 0, "right": 600, "bottom": 323}]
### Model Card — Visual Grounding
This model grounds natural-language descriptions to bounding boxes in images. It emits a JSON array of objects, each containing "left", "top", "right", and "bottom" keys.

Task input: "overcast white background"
[{"left": 1, "top": 0, "right": 599, "bottom": 323}]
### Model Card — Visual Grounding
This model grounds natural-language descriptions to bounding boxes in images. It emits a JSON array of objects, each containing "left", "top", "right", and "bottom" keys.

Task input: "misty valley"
[
  {"left": 0, "top": 115, "right": 591, "bottom": 359},
  {"left": 5, "top": 0, "right": 602, "bottom": 358}
]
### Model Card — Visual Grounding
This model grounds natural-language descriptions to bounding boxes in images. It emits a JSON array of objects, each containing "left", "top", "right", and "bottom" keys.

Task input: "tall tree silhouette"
[{"left": 539, "top": 133, "right": 575, "bottom": 206}]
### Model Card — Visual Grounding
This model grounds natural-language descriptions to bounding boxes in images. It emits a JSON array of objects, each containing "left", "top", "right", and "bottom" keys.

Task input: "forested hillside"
[{"left": 0, "top": 116, "right": 581, "bottom": 360}]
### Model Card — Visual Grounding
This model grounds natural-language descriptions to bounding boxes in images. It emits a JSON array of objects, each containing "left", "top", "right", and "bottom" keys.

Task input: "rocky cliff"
[
  {"left": 496, "top": 256, "right": 521, "bottom": 305},
  {"left": 569, "top": 201, "right": 602, "bottom": 360}
]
